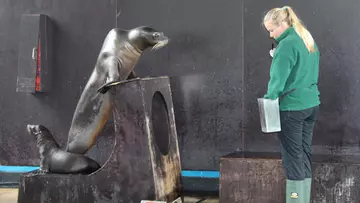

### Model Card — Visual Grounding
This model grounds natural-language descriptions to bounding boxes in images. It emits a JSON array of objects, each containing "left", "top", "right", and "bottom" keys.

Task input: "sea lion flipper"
[
  {"left": 97, "top": 83, "right": 111, "bottom": 94},
  {"left": 97, "top": 77, "right": 141, "bottom": 94},
  {"left": 97, "top": 56, "right": 124, "bottom": 94},
  {"left": 127, "top": 70, "right": 137, "bottom": 79},
  {"left": 97, "top": 80, "right": 119, "bottom": 94}
]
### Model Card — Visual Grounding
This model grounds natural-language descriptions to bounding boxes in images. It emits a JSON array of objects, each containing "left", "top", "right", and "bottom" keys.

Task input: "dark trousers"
[{"left": 278, "top": 105, "right": 319, "bottom": 180}]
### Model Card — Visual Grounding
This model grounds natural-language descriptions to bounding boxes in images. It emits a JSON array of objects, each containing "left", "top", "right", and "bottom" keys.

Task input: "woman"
[{"left": 263, "top": 6, "right": 320, "bottom": 203}]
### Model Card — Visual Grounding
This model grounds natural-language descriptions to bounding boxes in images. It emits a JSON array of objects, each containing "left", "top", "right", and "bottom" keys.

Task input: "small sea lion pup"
[
  {"left": 65, "top": 26, "right": 169, "bottom": 155},
  {"left": 27, "top": 124, "right": 101, "bottom": 174}
]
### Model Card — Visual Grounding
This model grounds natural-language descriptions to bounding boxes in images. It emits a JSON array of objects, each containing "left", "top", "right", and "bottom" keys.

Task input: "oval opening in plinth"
[{"left": 151, "top": 91, "right": 170, "bottom": 156}]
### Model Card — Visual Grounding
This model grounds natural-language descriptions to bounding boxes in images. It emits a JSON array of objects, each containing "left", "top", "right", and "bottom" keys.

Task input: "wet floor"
[{"left": 0, "top": 188, "right": 219, "bottom": 203}]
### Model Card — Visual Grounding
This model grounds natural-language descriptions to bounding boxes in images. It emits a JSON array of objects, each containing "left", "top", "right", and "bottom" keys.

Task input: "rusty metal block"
[
  {"left": 220, "top": 152, "right": 360, "bottom": 203},
  {"left": 220, "top": 151, "right": 285, "bottom": 203}
]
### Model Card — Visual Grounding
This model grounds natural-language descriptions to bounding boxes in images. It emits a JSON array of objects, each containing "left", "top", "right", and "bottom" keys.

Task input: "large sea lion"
[
  {"left": 27, "top": 124, "right": 101, "bottom": 174},
  {"left": 65, "top": 26, "right": 169, "bottom": 154}
]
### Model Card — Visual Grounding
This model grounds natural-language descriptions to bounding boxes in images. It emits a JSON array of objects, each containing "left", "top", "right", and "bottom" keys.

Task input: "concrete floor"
[
  {"left": 0, "top": 188, "right": 219, "bottom": 203},
  {"left": 0, "top": 189, "right": 18, "bottom": 203}
]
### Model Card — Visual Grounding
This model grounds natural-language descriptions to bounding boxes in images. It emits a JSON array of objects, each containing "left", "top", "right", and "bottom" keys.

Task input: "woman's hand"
[{"left": 269, "top": 48, "right": 276, "bottom": 57}]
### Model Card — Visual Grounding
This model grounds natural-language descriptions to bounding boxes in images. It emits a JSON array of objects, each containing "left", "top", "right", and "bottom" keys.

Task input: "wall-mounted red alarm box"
[{"left": 16, "top": 14, "right": 53, "bottom": 93}]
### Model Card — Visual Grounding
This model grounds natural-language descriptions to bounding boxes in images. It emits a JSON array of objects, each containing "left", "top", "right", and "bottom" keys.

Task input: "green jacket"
[{"left": 264, "top": 26, "right": 321, "bottom": 111}]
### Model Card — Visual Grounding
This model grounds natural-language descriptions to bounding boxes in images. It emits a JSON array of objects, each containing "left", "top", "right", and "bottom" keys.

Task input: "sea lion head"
[
  {"left": 27, "top": 124, "right": 46, "bottom": 136},
  {"left": 128, "top": 26, "right": 169, "bottom": 52},
  {"left": 27, "top": 124, "right": 59, "bottom": 150}
]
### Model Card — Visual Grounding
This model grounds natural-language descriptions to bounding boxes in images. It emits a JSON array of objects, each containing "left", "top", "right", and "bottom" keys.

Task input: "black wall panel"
[{"left": 116, "top": 0, "right": 244, "bottom": 170}]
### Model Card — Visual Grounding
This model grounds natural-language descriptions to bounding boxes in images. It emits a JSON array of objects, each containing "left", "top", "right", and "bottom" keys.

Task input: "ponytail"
[
  {"left": 264, "top": 6, "right": 316, "bottom": 53},
  {"left": 283, "top": 6, "right": 315, "bottom": 52}
]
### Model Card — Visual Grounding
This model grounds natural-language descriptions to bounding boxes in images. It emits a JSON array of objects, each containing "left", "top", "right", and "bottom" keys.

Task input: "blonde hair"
[{"left": 263, "top": 6, "right": 316, "bottom": 53}]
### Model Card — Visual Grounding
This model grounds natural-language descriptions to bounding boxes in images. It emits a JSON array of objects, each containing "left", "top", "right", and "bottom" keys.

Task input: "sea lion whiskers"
[{"left": 151, "top": 39, "right": 169, "bottom": 51}]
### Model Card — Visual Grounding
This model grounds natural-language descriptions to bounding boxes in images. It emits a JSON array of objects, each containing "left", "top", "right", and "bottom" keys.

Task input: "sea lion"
[
  {"left": 66, "top": 26, "right": 169, "bottom": 154},
  {"left": 27, "top": 124, "right": 101, "bottom": 174}
]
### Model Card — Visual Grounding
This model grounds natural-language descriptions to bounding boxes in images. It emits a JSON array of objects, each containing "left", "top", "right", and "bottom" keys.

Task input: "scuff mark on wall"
[{"left": 335, "top": 176, "right": 354, "bottom": 203}]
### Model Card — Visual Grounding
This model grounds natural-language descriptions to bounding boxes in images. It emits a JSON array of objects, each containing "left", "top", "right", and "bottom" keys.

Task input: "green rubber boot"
[
  {"left": 304, "top": 178, "right": 312, "bottom": 203},
  {"left": 286, "top": 179, "right": 304, "bottom": 203}
]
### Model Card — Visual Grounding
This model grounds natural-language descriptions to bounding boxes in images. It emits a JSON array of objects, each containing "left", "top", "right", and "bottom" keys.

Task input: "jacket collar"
[{"left": 275, "top": 26, "right": 295, "bottom": 43}]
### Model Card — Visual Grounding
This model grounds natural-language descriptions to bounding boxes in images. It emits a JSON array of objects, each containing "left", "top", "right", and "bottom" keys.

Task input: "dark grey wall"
[
  {"left": 243, "top": 0, "right": 360, "bottom": 156},
  {"left": 1, "top": 0, "right": 360, "bottom": 171},
  {"left": 0, "top": 0, "right": 245, "bottom": 170},
  {"left": 0, "top": 0, "right": 117, "bottom": 165},
  {"left": 115, "top": 0, "right": 244, "bottom": 170}
]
